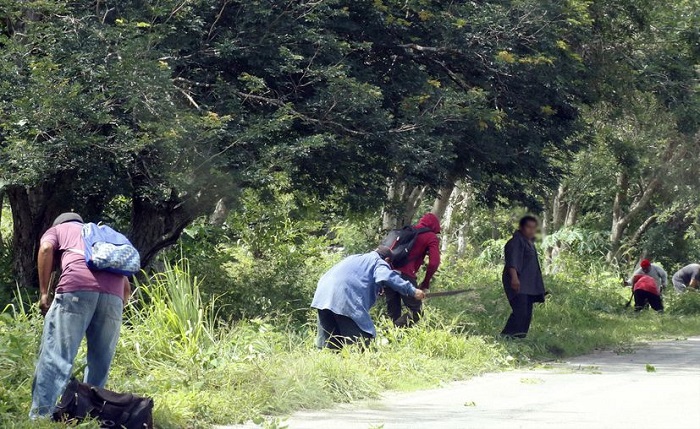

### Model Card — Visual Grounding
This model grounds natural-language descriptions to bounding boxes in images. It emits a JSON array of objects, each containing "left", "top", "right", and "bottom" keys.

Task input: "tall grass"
[{"left": 130, "top": 259, "right": 217, "bottom": 360}]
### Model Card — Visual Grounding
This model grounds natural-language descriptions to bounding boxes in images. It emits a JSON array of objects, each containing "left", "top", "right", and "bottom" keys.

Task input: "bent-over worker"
[
  {"left": 30, "top": 213, "right": 130, "bottom": 419},
  {"left": 672, "top": 264, "right": 700, "bottom": 292},
  {"left": 311, "top": 247, "right": 426, "bottom": 349},
  {"left": 631, "top": 274, "right": 664, "bottom": 312},
  {"left": 628, "top": 259, "right": 667, "bottom": 292}
]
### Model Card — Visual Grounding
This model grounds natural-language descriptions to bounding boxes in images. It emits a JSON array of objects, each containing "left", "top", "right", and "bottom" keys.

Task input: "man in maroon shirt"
[
  {"left": 385, "top": 213, "right": 442, "bottom": 327},
  {"left": 30, "top": 213, "right": 130, "bottom": 419}
]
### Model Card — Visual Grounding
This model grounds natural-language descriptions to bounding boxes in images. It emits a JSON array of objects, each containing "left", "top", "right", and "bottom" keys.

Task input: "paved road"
[{"left": 223, "top": 337, "right": 700, "bottom": 429}]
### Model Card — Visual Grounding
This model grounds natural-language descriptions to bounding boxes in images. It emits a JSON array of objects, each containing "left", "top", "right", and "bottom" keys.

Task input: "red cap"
[{"left": 640, "top": 259, "right": 651, "bottom": 268}]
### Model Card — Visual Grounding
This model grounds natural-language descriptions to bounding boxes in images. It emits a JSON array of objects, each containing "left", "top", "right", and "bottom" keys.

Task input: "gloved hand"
[{"left": 419, "top": 280, "right": 430, "bottom": 290}]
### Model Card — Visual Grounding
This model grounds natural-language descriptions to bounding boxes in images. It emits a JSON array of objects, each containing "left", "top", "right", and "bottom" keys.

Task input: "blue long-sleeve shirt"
[{"left": 311, "top": 251, "right": 417, "bottom": 336}]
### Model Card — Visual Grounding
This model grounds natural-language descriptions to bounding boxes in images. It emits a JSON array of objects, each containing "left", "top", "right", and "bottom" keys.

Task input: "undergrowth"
[{"left": 2, "top": 258, "right": 700, "bottom": 429}]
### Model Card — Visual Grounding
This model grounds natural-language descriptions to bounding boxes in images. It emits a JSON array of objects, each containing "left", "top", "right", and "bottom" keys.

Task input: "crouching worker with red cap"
[
  {"left": 631, "top": 273, "right": 664, "bottom": 312},
  {"left": 311, "top": 247, "right": 426, "bottom": 350},
  {"left": 627, "top": 259, "right": 667, "bottom": 293}
]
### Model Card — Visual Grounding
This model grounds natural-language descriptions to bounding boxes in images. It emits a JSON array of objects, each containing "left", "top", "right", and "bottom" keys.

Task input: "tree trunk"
[
  {"left": 432, "top": 181, "right": 457, "bottom": 252},
  {"left": 7, "top": 187, "right": 37, "bottom": 289},
  {"left": 543, "top": 184, "right": 578, "bottom": 271},
  {"left": 607, "top": 171, "right": 662, "bottom": 263},
  {"left": 435, "top": 182, "right": 471, "bottom": 253},
  {"left": 382, "top": 180, "right": 426, "bottom": 230},
  {"left": 6, "top": 182, "right": 74, "bottom": 289},
  {"left": 457, "top": 225, "right": 466, "bottom": 256},
  {"left": 431, "top": 182, "right": 456, "bottom": 221},
  {"left": 439, "top": 198, "right": 454, "bottom": 253},
  {"left": 550, "top": 201, "right": 578, "bottom": 271},
  {"left": 382, "top": 181, "right": 401, "bottom": 230},
  {"left": 606, "top": 138, "right": 679, "bottom": 263},
  {"left": 607, "top": 171, "right": 629, "bottom": 262},
  {"left": 564, "top": 202, "right": 578, "bottom": 227},
  {"left": 403, "top": 185, "right": 426, "bottom": 227},
  {"left": 541, "top": 196, "right": 552, "bottom": 240},
  {"left": 209, "top": 198, "right": 228, "bottom": 226},
  {"left": 5, "top": 168, "right": 213, "bottom": 288},
  {"left": 0, "top": 189, "right": 4, "bottom": 249},
  {"left": 626, "top": 214, "right": 657, "bottom": 253},
  {"left": 551, "top": 184, "right": 567, "bottom": 231},
  {"left": 129, "top": 188, "right": 199, "bottom": 268}
]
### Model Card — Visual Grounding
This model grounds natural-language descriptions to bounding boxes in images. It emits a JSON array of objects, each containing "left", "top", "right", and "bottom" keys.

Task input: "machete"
[{"left": 425, "top": 289, "right": 474, "bottom": 298}]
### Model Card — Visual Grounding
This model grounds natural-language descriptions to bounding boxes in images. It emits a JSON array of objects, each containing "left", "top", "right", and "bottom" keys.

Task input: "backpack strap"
[{"left": 399, "top": 227, "right": 434, "bottom": 266}]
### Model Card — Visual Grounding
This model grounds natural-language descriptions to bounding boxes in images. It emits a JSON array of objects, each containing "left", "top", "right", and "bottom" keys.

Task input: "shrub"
[{"left": 666, "top": 292, "right": 700, "bottom": 315}]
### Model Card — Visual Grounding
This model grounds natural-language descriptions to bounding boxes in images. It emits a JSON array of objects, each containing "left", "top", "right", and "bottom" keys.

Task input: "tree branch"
[
  {"left": 208, "top": 0, "right": 230, "bottom": 40},
  {"left": 429, "top": 58, "right": 471, "bottom": 92},
  {"left": 627, "top": 214, "right": 658, "bottom": 250},
  {"left": 175, "top": 87, "right": 200, "bottom": 110},
  {"left": 232, "top": 90, "right": 366, "bottom": 136}
]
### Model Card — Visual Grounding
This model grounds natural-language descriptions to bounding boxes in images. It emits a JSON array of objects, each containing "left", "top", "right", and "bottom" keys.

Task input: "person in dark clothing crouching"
[
  {"left": 631, "top": 274, "right": 664, "bottom": 312},
  {"left": 501, "top": 215, "right": 546, "bottom": 339}
]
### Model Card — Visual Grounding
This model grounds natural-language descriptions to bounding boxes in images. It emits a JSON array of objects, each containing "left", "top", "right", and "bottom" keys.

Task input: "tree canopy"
[{"left": 0, "top": 0, "right": 697, "bottom": 287}]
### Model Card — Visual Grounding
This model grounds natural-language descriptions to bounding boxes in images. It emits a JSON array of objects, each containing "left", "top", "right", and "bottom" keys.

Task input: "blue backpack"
[{"left": 74, "top": 223, "right": 141, "bottom": 276}]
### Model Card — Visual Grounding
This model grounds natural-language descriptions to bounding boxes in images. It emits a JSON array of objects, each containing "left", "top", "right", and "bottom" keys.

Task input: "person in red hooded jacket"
[
  {"left": 385, "top": 213, "right": 442, "bottom": 327},
  {"left": 632, "top": 274, "right": 664, "bottom": 312}
]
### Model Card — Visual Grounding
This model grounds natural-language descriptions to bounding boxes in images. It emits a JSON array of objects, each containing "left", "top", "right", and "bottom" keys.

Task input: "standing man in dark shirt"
[
  {"left": 501, "top": 215, "right": 546, "bottom": 339},
  {"left": 386, "top": 213, "right": 441, "bottom": 327}
]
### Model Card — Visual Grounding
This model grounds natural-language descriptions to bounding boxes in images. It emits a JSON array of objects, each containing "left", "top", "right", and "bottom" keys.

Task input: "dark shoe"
[
  {"left": 500, "top": 332, "right": 527, "bottom": 339},
  {"left": 394, "top": 313, "right": 410, "bottom": 327}
]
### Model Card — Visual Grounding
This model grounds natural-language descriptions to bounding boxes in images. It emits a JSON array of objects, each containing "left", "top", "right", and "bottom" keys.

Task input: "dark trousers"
[
  {"left": 501, "top": 293, "right": 536, "bottom": 338},
  {"left": 316, "top": 309, "right": 372, "bottom": 350},
  {"left": 634, "top": 290, "right": 664, "bottom": 312},
  {"left": 385, "top": 275, "right": 422, "bottom": 327}
]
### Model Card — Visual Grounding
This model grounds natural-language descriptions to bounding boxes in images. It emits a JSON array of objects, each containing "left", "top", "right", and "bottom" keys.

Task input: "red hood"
[{"left": 416, "top": 213, "right": 441, "bottom": 234}]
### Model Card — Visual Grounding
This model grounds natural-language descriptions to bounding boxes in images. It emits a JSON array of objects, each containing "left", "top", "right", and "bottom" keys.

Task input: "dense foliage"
[
  {"left": 1, "top": 0, "right": 697, "bottom": 290},
  {"left": 0, "top": 1, "right": 698, "bottom": 427}
]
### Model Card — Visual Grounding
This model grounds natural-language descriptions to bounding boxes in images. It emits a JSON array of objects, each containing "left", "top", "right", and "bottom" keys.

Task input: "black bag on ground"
[
  {"left": 380, "top": 226, "right": 431, "bottom": 268},
  {"left": 53, "top": 379, "right": 154, "bottom": 429}
]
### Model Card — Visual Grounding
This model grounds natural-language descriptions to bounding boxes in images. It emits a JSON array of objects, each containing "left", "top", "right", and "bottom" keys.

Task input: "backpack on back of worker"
[
  {"left": 380, "top": 226, "right": 431, "bottom": 268},
  {"left": 70, "top": 222, "right": 141, "bottom": 276}
]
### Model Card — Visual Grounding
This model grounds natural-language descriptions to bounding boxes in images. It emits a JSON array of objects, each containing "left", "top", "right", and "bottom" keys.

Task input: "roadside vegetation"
[
  {"left": 0, "top": 0, "right": 698, "bottom": 428},
  {"left": 3, "top": 242, "right": 700, "bottom": 428}
]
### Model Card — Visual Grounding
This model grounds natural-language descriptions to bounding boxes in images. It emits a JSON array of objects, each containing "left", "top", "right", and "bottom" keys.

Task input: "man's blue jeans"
[{"left": 30, "top": 291, "right": 123, "bottom": 418}]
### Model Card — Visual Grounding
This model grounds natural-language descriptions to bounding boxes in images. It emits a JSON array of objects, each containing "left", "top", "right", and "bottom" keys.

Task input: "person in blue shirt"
[{"left": 312, "top": 247, "right": 426, "bottom": 349}]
